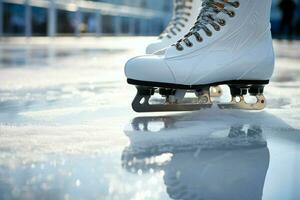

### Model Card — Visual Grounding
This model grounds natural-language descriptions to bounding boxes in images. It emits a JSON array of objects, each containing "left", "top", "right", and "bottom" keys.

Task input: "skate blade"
[
  {"left": 150, "top": 97, "right": 202, "bottom": 104},
  {"left": 133, "top": 103, "right": 213, "bottom": 113},
  {"left": 218, "top": 95, "right": 266, "bottom": 110},
  {"left": 210, "top": 86, "right": 223, "bottom": 97},
  {"left": 132, "top": 95, "right": 212, "bottom": 113}
]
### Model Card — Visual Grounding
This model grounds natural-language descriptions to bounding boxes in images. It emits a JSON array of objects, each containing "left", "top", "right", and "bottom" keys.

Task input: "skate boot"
[
  {"left": 146, "top": 0, "right": 202, "bottom": 54},
  {"left": 125, "top": 0, "right": 275, "bottom": 112}
]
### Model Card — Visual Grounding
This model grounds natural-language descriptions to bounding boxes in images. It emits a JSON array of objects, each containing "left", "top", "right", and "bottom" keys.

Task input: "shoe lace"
[
  {"left": 159, "top": 0, "right": 193, "bottom": 39},
  {"left": 174, "top": 0, "right": 240, "bottom": 51}
]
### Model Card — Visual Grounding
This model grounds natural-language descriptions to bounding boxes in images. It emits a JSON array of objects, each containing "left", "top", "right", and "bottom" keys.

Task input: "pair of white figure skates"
[{"left": 125, "top": 0, "right": 275, "bottom": 112}]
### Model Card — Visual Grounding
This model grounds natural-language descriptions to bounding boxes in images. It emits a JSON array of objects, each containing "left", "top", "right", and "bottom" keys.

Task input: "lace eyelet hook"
[
  {"left": 233, "top": 1, "right": 240, "bottom": 8},
  {"left": 228, "top": 11, "right": 235, "bottom": 17},
  {"left": 176, "top": 45, "right": 184, "bottom": 51}
]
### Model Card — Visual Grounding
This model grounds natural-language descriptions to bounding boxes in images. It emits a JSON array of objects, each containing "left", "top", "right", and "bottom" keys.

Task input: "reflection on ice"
[
  {"left": 0, "top": 109, "right": 299, "bottom": 200},
  {"left": 122, "top": 111, "right": 300, "bottom": 200},
  {"left": 123, "top": 127, "right": 269, "bottom": 200},
  {"left": 123, "top": 110, "right": 298, "bottom": 155},
  {"left": 163, "top": 147, "right": 269, "bottom": 200}
]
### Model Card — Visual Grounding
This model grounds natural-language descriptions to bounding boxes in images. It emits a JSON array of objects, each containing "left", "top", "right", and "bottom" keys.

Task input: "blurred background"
[
  {"left": 0, "top": 0, "right": 172, "bottom": 37},
  {"left": 0, "top": 0, "right": 299, "bottom": 39}
]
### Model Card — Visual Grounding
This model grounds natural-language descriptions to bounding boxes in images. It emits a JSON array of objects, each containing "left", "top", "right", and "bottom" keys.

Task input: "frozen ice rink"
[{"left": 0, "top": 37, "right": 300, "bottom": 200}]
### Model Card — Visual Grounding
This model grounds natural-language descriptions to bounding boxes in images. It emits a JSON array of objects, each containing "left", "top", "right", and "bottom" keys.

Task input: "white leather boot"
[
  {"left": 125, "top": 0, "right": 275, "bottom": 112},
  {"left": 146, "top": 0, "right": 202, "bottom": 54}
]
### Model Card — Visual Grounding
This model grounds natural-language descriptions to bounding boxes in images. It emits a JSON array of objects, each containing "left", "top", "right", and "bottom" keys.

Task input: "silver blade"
[
  {"left": 132, "top": 94, "right": 212, "bottom": 113},
  {"left": 218, "top": 95, "right": 266, "bottom": 110}
]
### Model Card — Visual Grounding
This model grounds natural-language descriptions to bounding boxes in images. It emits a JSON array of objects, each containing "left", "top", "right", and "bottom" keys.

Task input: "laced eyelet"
[
  {"left": 206, "top": 30, "right": 213, "bottom": 37},
  {"left": 186, "top": 42, "right": 193, "bottom": 47},
  {"left": 218, "top": 19, "right": 226, "bottom": 26},
  {"left": 176, "top": 45, "right": 184, "bottom": 51},
  {"left": 213, "top": 24, "right": 220, "bottom": 31},
  {"left": 194, "top": 33, "right": 203, "bottom": 42},
  {"left": 233, "top": 1, "right": 240, "bottom": 8},
  {"left": 196, "top": 36, "right": 203, "bottom": 42},
  {"left": 183, "top": 38, "right": 193, "bottom": 47},
  {"left": 228, "top": 11, "right": 235, "bottom": 17}
]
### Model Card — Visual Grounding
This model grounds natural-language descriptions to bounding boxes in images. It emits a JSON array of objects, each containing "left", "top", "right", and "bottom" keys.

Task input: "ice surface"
[{"left": 0, "top": 37, "right": 299, "bottom": 200}]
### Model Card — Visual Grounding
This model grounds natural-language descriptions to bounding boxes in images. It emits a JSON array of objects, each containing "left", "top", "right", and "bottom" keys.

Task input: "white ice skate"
[
  {"left": 146, "top": 0, "right": 202, "bottom": 54},
  {"left": 125, "top": 0, "right": 275, "bottom": 112}
]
